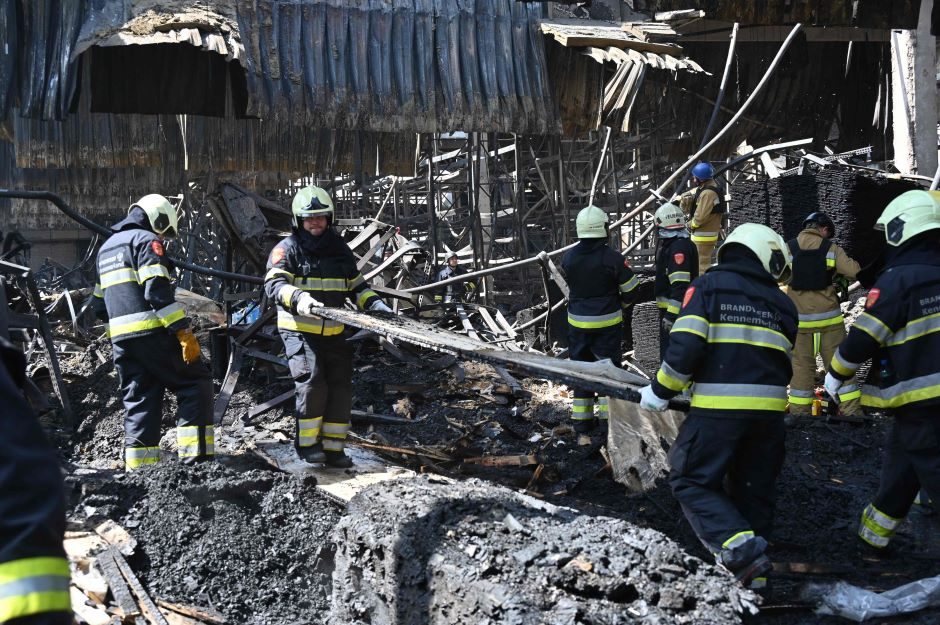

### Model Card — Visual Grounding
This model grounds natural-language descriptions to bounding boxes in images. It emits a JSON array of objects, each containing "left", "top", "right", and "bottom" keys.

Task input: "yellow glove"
[{"left": 176, "top": 328, "right": 201, "bottom": 364}]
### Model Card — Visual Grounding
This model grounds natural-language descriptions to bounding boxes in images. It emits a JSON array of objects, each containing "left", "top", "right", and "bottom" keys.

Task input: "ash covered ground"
[{"left": 52, "top": 333, "right": 940, "bottom": 624}]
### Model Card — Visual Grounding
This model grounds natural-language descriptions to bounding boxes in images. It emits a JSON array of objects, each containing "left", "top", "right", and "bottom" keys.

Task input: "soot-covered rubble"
[{"left": 332, "top": 476, "right": 759, "bottom": 625}]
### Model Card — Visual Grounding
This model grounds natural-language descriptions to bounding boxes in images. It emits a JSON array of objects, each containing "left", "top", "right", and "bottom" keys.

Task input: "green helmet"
[
  {"left": 719, "top": 223, "right": 793, "bottom": 284},
  {"left": 575, "top": 204, "right": 609, "bottom": 239},
  {"left": 291, "top": 185, "right": 335, "bottom": 230},
  {"left": 132, "top": 194, "right": 178, "bottom": 237},
  {"left": 875, "top": 190, "right": 940, "bottom": 247}
]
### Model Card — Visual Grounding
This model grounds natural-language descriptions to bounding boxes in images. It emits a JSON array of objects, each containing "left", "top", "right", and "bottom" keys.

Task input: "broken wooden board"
[
  {"left": 95, "top": 549, "right": 140, "bottom": 619},
  {"left": 70, "top": 585, "right": 111, "bottom": 625},
  {"left": 540, "top": 18, "right": 683, "bottom": 55},
  {"left": 111, "top": 548, "right": 170, "bottom": 625},
  {"left": 463, "top": 454, "right": 538, "bottom": 467},
  {"left": 94, "top": 519, "right": 137, "bottom": 556},
  {"left": 250, "top": 440, "right": 416, "bottom": 504}
]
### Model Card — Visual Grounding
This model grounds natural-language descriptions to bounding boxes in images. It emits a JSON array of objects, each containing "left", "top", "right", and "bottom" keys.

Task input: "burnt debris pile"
[{"left": 332, "top": 476, "right": 758, "bottom": 625}]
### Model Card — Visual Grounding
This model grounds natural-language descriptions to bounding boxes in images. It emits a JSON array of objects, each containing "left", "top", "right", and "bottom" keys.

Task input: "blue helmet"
[{"left": 691, "top": 162, "right": 715, "bottom": 180}]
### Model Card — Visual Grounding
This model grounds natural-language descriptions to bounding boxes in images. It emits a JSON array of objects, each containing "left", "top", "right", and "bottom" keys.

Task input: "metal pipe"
[
  {"left": 673, "top": 22, "right": 740, "bottom": 195},
  {"left": 0, "top": 189, "right": 263, "bottom": 285}
]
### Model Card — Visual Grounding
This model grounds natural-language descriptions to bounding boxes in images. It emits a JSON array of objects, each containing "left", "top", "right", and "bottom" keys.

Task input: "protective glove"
[
  {"left": 639, "top": 385, "right": 669, "bottom": 412},
  {"left": 369, "top": 299, "right": 393, "bottom": 313},
  {"left": 661, "top": 317, "right": 675, "bottom": 333},
  {"left": 176, "top": 328, "right": 201, "bottom": 364},
  {"left": 824, "top": 372, "right": 843, "bottom": 404},
  {"left": 297, "top": 293, "right": 323, "bottom": 316}
]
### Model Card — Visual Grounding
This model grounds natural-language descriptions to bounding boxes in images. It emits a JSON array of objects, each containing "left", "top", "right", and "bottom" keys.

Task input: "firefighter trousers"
[
  {"left": 789, "top": 325, "right": 861, "bottom": 415},
  {"left": 282, "top": 331, "right": 353, "bottom": 454},
  {"left": 568, "top": 325, "right": 621, "bottom": 423},
  {"left": 695, "top": 241, "right": 716, "bottom": 276},
  {"left": 858, "top": 415, "right": 940, "bottom": 548},
  {"left": 113, "top": 333, "right": 213, "bottom": 470},
  {"left": 668, "top": 415, "right": 786, "bottom": 552}
]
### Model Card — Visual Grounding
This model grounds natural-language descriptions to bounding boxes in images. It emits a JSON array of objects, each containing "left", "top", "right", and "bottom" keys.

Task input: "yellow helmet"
[
  {"left": 575, "top": 204, "right": 608, "bottom": 239},
  {"left": 719, "top": 223, "right": 792, "bottom": 283},
  {"left": 291, "top": 185, "right": 335, "bottom": 229},
  {"left": 131, "top": 194, "right": 178, "bottom": 237},
  {"left": 876, "top": 190, "right": 940, "bottom": 247},
  {"left": 653, "top": 202, "right": 686, "bottom": 230}
]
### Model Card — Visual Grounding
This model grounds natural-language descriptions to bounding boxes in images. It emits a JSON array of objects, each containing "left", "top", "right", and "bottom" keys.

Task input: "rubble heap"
[
  {"left": 332, "top": 476, "right": 758, "bottom": 625},
  {"left": 73, "top": 461, "right": 341, "bottom": 625}
]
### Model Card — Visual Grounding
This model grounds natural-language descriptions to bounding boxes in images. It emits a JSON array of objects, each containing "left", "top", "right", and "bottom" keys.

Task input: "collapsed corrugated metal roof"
[{"left": 2, "top": 0, "right": 560, "bottom": 135}]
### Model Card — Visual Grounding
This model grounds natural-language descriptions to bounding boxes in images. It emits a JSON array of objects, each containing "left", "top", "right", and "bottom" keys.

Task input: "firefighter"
[
  {"left": 653, "top": 202, "right": 698, "bottom": 359},
  {"left": 0, "top": 327, "right": 70, "bottom": 624},
  {"left": 825, "top": 190, "right": 940, "bottom": 551},
  {"left": 91, "top": 195, "right": 213, "bottom": 470},
  {"left": 561, "top": 204, "right": 639, "bottom": 433},
  {"left": 640, "top": 223, "right": 798, "bottom": 591},
  {"left": 679, "top": 162, "right": 725, "bottom": 275},
  {"left": 265, "top": 185, "right": 392, "bottom": 467},
  {"left": 435, "top": 251, "right": 476, "bottom": 303},
  {"left": 784, "top": 212, "right": 861, "bottom": 417}
]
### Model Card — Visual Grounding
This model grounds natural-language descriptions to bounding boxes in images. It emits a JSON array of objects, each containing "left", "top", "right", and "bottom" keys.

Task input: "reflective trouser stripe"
[
  {"left": 298, "top": 417, "right": 323, "bottom": 447},
  {"left": 690, "top": 383, "right": 788, "bottom": 411},
  {"left": 596, "top": 397, "right": 609, "bottom": 420},
  {"left": 0, "top": 557, "right": 70, "bottom": 622},
  {"left": 788, "top": 389, "right": 814, "bottom": 406},
  {"left": 750, "top": 577, "right": 768, "bottom": 589},
  {"left": 858, "top": 503, "right": 901, "bottom": 548},
  {"left": 125, "top": 446, "right": 160, "bottom": 469},
  {"left": 322, "top": 421, "right": 350, "bottom": 451},
  {"left": 177, "top": 425, "right": 214, "bottom": 458},
  {"left": 813, "top": 332, "right": 821, "bottom": 356},
  {"left": 177, "top": 426, "right": 200, "bottom": 458},
  {"left": 721, "top": 530, "right": 755, "bottom": 550},
  {"left": 691, "top": 232, "right": 719, "bottom": 243},
  {"left": 108, "top": 311, "right": 163, "bottom": 338},
  {"left": 572, "top": 397, "right": 594, "bottom": 420}
]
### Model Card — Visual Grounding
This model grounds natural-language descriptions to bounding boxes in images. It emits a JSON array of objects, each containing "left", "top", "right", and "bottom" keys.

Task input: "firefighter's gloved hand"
[
  {"left": 824, "top": 372, "right": 843, "bottom": 404},
  {"left": 662, "top": 317, "right": 674, "bottom": 333},
  {"left": 369, "top": 299, "right": 393, "bottom": 314},
  {"left": 639, "top": 385, "right": 669, "bottom": 412},
  {"left": 176, "top": 328, "right": 201, "bottom": 364},
  {"left": 297, "top": 293, "right": 323, "bottom": 316}
]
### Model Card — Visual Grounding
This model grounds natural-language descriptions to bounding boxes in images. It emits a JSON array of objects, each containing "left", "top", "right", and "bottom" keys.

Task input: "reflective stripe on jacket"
[
  {"left": 561, "top": 239, "right": 639, "bottom": 332},
  {"left": 264, "top": 232, "right": 380, "bottom": 336},
  {"left": 655, "top": 235, "right": 698, "bottom": 321},
  {"left": 651, "top": 259, "right": 798, "bottom": 418},
  {"left": 830, "top": 240, "right": 940, "bottom": 414},
  {"left": 94, "top": 227, "right": 187, "bottom": 341}
]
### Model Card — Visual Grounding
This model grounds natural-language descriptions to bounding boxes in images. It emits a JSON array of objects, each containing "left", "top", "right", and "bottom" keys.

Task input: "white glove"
[
  {"left": 824, "top": 372, "right": 843, "bottom": 403},
  {"left": 297, "top": 293, "right": 323, "bottom": 316},
  {"left": 369, "top": 299, "right": 393, "bottom": 313},
  {"left": 639, "top": 385, "right": 669, "bottom": 412}
]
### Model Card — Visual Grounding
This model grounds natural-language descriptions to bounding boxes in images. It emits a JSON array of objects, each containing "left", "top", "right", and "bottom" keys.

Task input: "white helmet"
[
  {"left": 718, "top": 223, "right": 792, "bottom": 283},
  {"left": 653, "top": 202, "right": 686, "bottom": 230},
  {"left": 132, "top": 194, "right": 178, "bottom": 237},
  {"left": 576, "top": 205, "right": 608, "bottom": 239},
  {"left": 876, "top": 190, "right": 940, "bottom": 247}
]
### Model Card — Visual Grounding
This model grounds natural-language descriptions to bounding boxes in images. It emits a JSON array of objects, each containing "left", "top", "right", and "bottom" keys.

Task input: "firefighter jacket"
[
  {"left": 680, "top": 181, "right": 724, "bottom": 246},
  {"left": 830, "top": 238, "right": 940, "bottom": 415},
  {"left": 651, "top": 253, "right": 799, "bottom": 418},
  {"left": 264, "top": 227, "right": 380, "bottom": 336},
  {"left": 784, "top": 229, "right": 859, "bottom": 332},
  {"left": 91, "top": 209, "right": 188, "bottom": 342},
  {"left": 435, "top": 264, "right": 476, "bottom": 300},
  {"left": 0, "top": 335, "right": 70, "bottom": 623},
  {"left": 561, "top": 239, "right": 639, "bottom": 331},
  {"left": 655, "top": 235, "right": 698, "bottom": 321}
]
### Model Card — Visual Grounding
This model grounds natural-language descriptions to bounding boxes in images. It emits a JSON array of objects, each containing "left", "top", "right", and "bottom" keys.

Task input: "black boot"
[
  {"left": 297, "top": 442, "right": 326, "bottom": 464},
  {"left": 325, "top": 450, "right": 353, "bottom": 468},
  {"left": 572, "top": 418, "right": 597, "bottom": 434}
]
